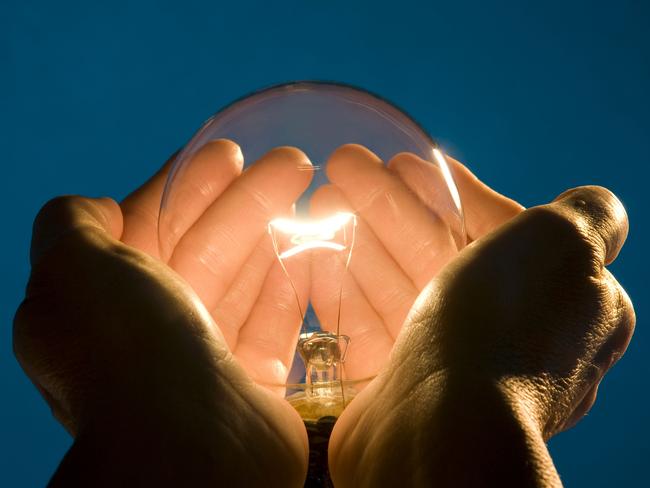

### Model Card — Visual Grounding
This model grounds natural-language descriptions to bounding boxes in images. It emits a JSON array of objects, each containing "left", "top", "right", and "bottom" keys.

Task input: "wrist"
[
  {"left": 50, "top": 387, "right": 235, "bottom": 487},
  {"left": 429, "top": 374, "right": 562, "bottom": 488},
  {"left": 344, "top": 367, "right": 562, "bottom": 488},
  {"left": 53, "top": 366, "right": 307, "bottom": 488}
]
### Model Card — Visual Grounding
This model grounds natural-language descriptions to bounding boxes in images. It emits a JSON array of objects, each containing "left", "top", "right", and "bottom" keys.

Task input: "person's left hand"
[
  {"left": 123, "top": 141, "right": 314, "bottom": 386},
  {"left": 14, "top": 141, "right": 313, "bottom": 486}
]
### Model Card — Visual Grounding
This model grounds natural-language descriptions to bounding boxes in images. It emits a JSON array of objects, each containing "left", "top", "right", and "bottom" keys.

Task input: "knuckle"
[
  {"left": 31, "top": 222, "right": 107, "bottom": 272},
  {"left": 519, "top": 205, "right": 607, "bottom": 274},
  {"left": 615, "top": 284, "right": 636, "bottom": 344},
  {"left": 13, "top": 301, "right": 30, "bottom": 354},
  {"left": 12, "top": 298, "right": 44, "bottom": 369},
  {"left": 32, "top": 196, "right": 110, "bottom": 265},
  {"left": 525, "top": 205, "right": 593, "bottom": 251},
  {"left": 34, "top": 196, "right": 105, "bottom": 241},
  {"left": 594, "top": 273, "right": 636, "bottom": 365},
  {"left": 35, "top": 195, "right": 82, "bottom": 227}
]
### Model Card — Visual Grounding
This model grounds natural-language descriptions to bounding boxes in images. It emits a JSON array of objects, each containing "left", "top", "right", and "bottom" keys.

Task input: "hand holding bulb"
[
  {"left": 326, "top": 153, "right": 635, "bottom": 487},
  {"left": 14, "top": 135, "right": 635, "bottom": 488},
  {"left": 14, "top": 142, "right": 314, "bottom": 487}
]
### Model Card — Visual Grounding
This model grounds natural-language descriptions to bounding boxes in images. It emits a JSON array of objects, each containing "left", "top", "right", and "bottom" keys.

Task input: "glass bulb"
[{"left": 158, "top": 81, "right": 466, "bottom": 486}]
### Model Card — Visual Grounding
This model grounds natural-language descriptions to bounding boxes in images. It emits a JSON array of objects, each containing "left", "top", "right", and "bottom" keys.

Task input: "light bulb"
[
  {"left": 269, "top": 212, "right": 356, "bottom": 415},
  {"left": 157, "top": 81, "right": 466, "bottom": 486}
]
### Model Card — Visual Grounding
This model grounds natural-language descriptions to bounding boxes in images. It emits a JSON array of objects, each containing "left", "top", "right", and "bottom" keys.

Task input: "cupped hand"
[
  {"left": 123, "top": 140, "right": 313, "bottom": 386},
  {"left": 14, "top": 141, "right": 313, "bottom": 486},
  {"left": 328, "top": 177, "right": 634, "bottom": 486},
  {"left": 310, "top": 144, "right": 523, "bottom": 380}
]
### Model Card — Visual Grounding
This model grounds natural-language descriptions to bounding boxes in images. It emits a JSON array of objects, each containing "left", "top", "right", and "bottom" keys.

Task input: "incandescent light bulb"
[{"left": 157, "top": 82, "right": 466, "bottom": 486}]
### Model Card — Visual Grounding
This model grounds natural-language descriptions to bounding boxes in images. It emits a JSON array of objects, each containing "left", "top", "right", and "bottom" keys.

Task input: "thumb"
[
  {"left": 550, "top": 185, "right": 628, "bottom": 266},
  {"left": 31, "top": 196, "right": 123, "bottom": 266}
]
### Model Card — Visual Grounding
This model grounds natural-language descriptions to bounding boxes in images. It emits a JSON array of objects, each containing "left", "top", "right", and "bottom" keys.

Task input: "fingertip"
[
  {"left": 446, "top": 155, "right": 525, "bottom": 215},
  {"left": 257, "top": 146, "right": 314, "bottom": 188},
  {"left": 330, "top": 143, "right": 380, "bottom": 162},
  {"left": 553, "top": 185, "right": 629, "bottom": 264},
  {"left": 265, "top": 145, "right": 312, "bottom": 169},
  {"left": 326, "top": 144, "right": 382, "bottom": 181},
  {"left": 196, "top": 139, "right": 244, "bottom": 171},
  {"left": 387, "top": 151, "right": 427, "bottom": 170},
  {"left": 441, "top": 157, "right": 523, "bottom": 240}
]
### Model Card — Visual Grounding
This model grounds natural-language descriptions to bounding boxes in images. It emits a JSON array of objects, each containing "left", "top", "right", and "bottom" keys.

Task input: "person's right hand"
[
  {"left": 328, "top": 180, "right": 635, "bottom": 486},
  {"left": 13, "top": 141, "right": 313, "bottom": 486}
]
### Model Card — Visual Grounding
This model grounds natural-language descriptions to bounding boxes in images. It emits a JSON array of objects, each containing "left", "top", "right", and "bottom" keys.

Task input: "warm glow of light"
[
  {"left": 270, "top": 212, "right": 355, "bottom": 238},
  {"left": 433, "top": 148, "right": 462, "bottom": 212},
  {"left": 269, "top": 212, "right": 356, "bottom": 258},
  {"left": 277, "top": 240, "right": 346, "bottom": 259}
]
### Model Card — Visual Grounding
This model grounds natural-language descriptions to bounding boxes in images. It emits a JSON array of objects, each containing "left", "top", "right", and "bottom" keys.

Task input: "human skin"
[
  {"left": 14, "top": 141, "right": 634, "bottom": 486},
  {"left": 310, "top": 145, "right": 526, "bottom": 379},
  {"left": 14, "top": 142, "right": 314, "bottom": 487},
  {"left": 323, "top": 147, "right": 635, "bottom": 487}
]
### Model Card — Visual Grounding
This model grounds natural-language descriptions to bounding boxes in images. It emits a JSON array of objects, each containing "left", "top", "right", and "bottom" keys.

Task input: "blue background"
[{"left": 1, "top": 0, "right": 648, "bottom": 486}]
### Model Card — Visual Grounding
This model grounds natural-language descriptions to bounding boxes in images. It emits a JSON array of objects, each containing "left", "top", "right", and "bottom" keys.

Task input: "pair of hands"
[{"left": 14, "top": 141, "right": 634, "bottom": 487}]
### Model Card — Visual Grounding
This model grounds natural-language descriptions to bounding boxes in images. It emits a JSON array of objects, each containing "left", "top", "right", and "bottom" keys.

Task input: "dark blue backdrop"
[{"left": 2, "top": 1, "right": 648, "bottom": 486}]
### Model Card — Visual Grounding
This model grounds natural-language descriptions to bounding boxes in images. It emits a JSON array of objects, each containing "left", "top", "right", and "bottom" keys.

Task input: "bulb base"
[{"left": 287, "top": 387, "right": 356, "bottom": 488}]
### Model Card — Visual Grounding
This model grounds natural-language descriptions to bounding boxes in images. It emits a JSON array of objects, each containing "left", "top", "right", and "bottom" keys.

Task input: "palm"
[
  {"left": 120, "top": 141, "right": 312, "bottom": 388},
  {"left": 310, "top": 145, "right": 524, "bottom": 380}
]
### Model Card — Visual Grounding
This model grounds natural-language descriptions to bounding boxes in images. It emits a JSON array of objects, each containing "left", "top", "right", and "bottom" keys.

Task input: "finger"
[
  {"left": 312, "top": 268, "right": 394, "bottom": 380},
  {"left": 447, "top": 155, "right": 524, "bottom": 239},
  {"left": 326, "top": 144, "right": 457, "bottom": 289},
  {"left": 213, "top": 205, "right": 299, "bottom": 350},
  {"left": 310, "top": 185, "right": 418, "bottom": 339},
  {"left": 387, "top": 152, "right": 463, "bottom": 242},
  {"left": 122, "top": 140, "right": 244, "bottom": 259},
  {"left": 307, "top": 225, "right": 395, "bottom": 380},
  {"left": 170, "top": 147, "right": 313, "bottom": 311},
  {"left": 233, "top": 251, "right": 310, "bottom": 386},
  {"left": 211, "top": 236, "right": 276, "bottom": 350},
  {"left": 31, "top": 196, "right": 123, "bottom": 265},
  {"left": 388, "top": 152, "right": 524, "bottom": 241},
  {"left": 157, "top": 140, "right": 244, "bottom": 260},
  {"left": 552, "top": 186, "right": 629, "bottom": 266},
  {"left": 119, "top": 151, "right": 176, "bottom": 257}
]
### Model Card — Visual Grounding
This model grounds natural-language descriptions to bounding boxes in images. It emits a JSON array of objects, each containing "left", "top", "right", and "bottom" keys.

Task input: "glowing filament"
[{"left": 269, "top": 212, "right": 356, "bottom": 253}]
